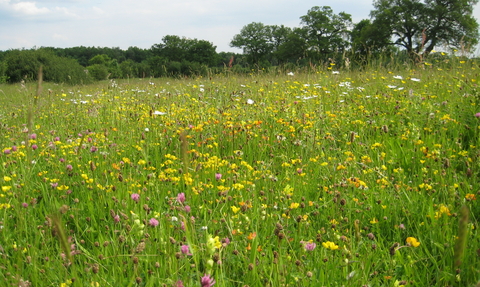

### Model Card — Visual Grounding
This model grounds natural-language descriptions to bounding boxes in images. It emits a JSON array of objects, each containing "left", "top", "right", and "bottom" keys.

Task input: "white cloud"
[{"left": 10, "top": 1, "right": 50, "bottom": 15}]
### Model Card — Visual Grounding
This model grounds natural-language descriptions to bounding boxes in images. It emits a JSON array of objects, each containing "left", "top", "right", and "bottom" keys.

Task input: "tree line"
[{"left": 0, "top": 0, "right": 478, "bottom": 84}]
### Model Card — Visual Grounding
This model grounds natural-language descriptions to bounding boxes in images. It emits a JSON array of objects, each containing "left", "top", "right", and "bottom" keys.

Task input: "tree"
[
  {"left": 300, "top": 6, "right": 352, "bottom": 59},
  {"left": 351, "top": 19, "right": 392, "bottom": 55},
  {"left": 370, "top": 0, "right": 479, "bottom": 59},
  {"left": 275, "top": 28, "right": 308, "bottom": 64},
  {"left": 230, "top": 22, "right": 274, "bottom": 66}
]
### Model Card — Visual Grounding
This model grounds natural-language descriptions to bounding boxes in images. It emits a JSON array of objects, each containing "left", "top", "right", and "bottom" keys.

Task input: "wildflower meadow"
[{"left": 0, "top": 57, "right": 479, "bottom": 286}]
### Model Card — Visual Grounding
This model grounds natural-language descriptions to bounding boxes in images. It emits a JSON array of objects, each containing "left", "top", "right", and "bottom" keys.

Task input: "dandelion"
[
  {"left": 465, "top": 193, "right": 476, "bottom": 201},
  {"left": 406, "top": 237, "right": 420, "bottom": 247},
  {"left": 201, "top": 274, "right": 216, "bottom": 287}
]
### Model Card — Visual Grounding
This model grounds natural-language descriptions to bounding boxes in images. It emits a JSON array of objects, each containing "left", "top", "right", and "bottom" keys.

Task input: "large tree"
[
  {"left": 370, "top": 0, "right": 479, "bottom": 58},
  {"left": 230, "top": 22, "right": 275, "bottom": 66},
  {"left": 300, "top": 6, "right": 352, "bottom": 59}
]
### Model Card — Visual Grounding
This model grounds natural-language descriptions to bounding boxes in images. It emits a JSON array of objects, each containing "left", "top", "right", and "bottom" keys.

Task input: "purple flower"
[
  {"left": 201, "top": 274, "right": 216, "bottom": 287},
  {"left": 177, "top": 192, "right": 186, "bottom": 204},
  {"left": 475, "top": 112, "right": 480, "bottom": 118},
  {"left": 22, "top": 202, "right": 28, "bottom": 208},
  {"left": 131, "top": 193, "right": 140, "bottom": 202},
  {"left": 66, "top": 164, "right": 73, "bottom": 171},
  {"left": 215, "top": 173, "right": 222, "bottom": 180},
  {"left": 113, "top": 215, "right": 120, "bottom": 223},
  {"left": 181, "top": 244, "right": 192, "bottom": 255},
  {"left": 304, "top": 242, "right": 316, "bottom": 251},
  {"left": 11, "top": 146, "right": 17, "bottom": 152},
  {"left": 30, "top": 133, "right": 37, "bottom": 140},
  {"left": 51, "top": 182, "right": 59, "bottom": 189},
  {"left": 149, "top": 218, "right": 159, "bottom": 227},
  {"left": 184, "top": 205, "right": 191, "bottom": 213},
  {"left": 90, "top": 146, "right": 98, "bottom": 152},
  {"left": 31, "top": 144, "right": 38, "bottom": 150},
  {"left": 4, "top": 149, "right": 11, "bottom": 154},
  {"left": 175, "top": 280, "right": 185, "bottom": 287}
]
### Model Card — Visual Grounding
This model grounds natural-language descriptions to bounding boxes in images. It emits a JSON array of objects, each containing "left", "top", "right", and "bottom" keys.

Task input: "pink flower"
[
  {"left": 184, "top": 205, "right": 191, "bottom": 213},
  {"left": 30, "top": 133, "right": 37, "bottom": 140},
  {"left": 149, "top": 218, "right": 159, "bottom": 227},
  {"left": 66, "top": 164, "right": 73, "bottom": 171},
  {"left": 302, "top": 241, "right": 316, "bottom": 251},
  {"left": 31, "top": 144, "right": 38, "bottom": 150},
  {"left": 177, "top": 192, "right": 186, "bottom": 204},
  {"left": 90, "top": 146, "right": 97, "bottom": 152},
  {"left": 201, "top": 274, "right": 216, "bottom": 287},
  {"left": 181, "top": 245, "right": 192, "bottom": 255},
  {"left": 4, "top": 149, "right": 11, "bottom": 154},
  {"left": 11, "top": 146, "right": 17, "bottom": 152},
  {"left": 215, "top": 173, "right": 222, "bottom": 180},
  {"left": 475, "top": 112, "right": 480, "bottom": 118},
  {"left": 113, "top": 215, "right": 120, "bottom": 223},
  {"left": 175, "top": 280, "right": 185, "bottom": 287},
  {"left": 131, "top": 193, "right": 140, "bottom": 202}
]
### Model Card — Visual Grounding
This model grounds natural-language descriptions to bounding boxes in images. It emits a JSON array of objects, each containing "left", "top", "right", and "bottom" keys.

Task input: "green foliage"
[
  {"left": 370, "top": 0, "right": 480, "bottom": 59},
  {"left": 230, "top": 22, "right": 275, "bottom": 66},
  {"left": 2, "top": 49, "right": 90, "bottom": 84},
  {"left": 0, "top": 61, "right": 8, "bottom": 83},
  {"left": 86, "top": 63, "right": 109, "bottom": 81},
  {"left": 300, "top": 6, "right": 352, "bottom": 57}
]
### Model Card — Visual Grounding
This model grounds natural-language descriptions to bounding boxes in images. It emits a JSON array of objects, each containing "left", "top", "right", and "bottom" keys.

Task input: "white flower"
[
  {"left": 153, "top": 111, "right": 167, "bottom": 115},
  {"left": 387, "top": 85, "right": 397, "bottom": 89},
  {"left": 410, "top": 78, "right": 421, "bottom": 82},
  {"left": 145, "top": 128, "right": 150, "bottom": 132},
  {"left": 247, "top": 99, "right": 254, "bottom": 105},
  {"left": 332, "top": 71, "right": 340, "bottom": 74},
  {"left": 287, "top": 72, "right": 294, "bottom": 76},
  {"left": 393, "top": 75, "right": 403, "bottom": 79}
]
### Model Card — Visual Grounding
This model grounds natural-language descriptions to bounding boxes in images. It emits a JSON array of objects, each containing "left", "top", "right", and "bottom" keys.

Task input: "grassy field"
[{"left": 0, "top": 58, "right": 479, "bottom": 286}]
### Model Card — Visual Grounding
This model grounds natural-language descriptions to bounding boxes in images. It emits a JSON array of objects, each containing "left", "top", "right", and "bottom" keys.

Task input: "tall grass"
[{"left": 0, "top": 53, "right": 479, "bottom": 286}]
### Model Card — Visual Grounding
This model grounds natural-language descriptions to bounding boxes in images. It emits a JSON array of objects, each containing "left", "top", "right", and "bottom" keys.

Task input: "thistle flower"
[
  {"left": 200, "top": 274, "right": 215, "bottom": 287},
  {"left": 177, "top": 192, "right": 186, "bottom": 204},
  {"left": 149, "top": 218, "right": 159, "bottom": 227},
  {"left": 131, "top": 193, "right": 140, "bottom": 202}
]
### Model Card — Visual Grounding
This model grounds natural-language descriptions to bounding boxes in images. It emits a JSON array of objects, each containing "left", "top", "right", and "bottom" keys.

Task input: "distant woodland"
[{"left": 0, "top": 2, "right": 478, "bottom": 84}]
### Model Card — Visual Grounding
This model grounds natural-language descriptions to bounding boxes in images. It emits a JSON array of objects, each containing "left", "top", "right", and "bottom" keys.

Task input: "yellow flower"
[
  {"left": 3, "top": 176, "right": 12, "bottom": 182},
  {"left": 322, "top": 241, "right": 339, "bottom": 250},
  {"left": 406, "top": 237, "right": 421, "bottom": 247},
  {"left": 231, "top": 205, "right": 240, "bottom": 214}
]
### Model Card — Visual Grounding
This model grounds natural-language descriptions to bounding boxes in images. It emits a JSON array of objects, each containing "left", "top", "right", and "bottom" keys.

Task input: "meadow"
[{"left": 0, "top": 57, "right": 479, "bottom": 286}]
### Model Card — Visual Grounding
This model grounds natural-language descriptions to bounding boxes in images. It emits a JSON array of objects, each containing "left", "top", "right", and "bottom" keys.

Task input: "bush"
[
  {"left": 86, "top": 64, "right": 109, "bottom": 81},
  {"left": 3, "top": 49, "right": 91, "bottom": 84}
]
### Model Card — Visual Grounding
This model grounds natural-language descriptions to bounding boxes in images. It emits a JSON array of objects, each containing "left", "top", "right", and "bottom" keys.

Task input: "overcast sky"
[{"left": 1, "top": 0, "right": 479, "bottom": 53}]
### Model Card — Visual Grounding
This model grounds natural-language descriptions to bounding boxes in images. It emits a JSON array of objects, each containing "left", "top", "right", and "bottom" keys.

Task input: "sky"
[{"left": 1, "top": 0, "right": 480, "bottom": 53}]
